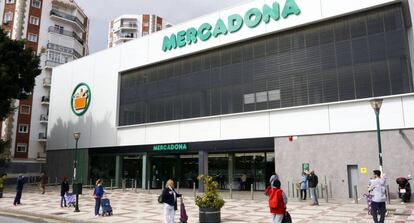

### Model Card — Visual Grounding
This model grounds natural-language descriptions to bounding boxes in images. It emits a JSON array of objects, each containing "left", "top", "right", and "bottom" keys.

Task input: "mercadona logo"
[{"left": 71, "top": 83, "right": 91, "bottom": 116}]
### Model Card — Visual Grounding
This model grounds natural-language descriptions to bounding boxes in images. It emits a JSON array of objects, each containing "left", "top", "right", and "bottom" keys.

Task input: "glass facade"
[{"left": 119, "top": 5, "right": 412, "bottom": 126}]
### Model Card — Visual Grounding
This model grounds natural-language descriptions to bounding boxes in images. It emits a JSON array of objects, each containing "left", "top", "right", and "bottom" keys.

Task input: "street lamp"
[
  {"left": 370, "top": 99, "right": 383, "bottom": 174},
  {"left": 73, "top": 132, "right": 81, "bottom": 212}
]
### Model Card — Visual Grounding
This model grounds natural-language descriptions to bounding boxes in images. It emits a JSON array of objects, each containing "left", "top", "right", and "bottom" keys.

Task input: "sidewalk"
[{"left": 0, "top": 185, "right": 413, "bottom": 223}]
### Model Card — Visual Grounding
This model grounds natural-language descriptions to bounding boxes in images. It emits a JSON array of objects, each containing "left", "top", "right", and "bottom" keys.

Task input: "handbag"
[
  {"left": 179, "top": 197, "right": 188, "bottom": 223},
  {"left": 281, "top": 211, "right": 292, "bottom": 223}
]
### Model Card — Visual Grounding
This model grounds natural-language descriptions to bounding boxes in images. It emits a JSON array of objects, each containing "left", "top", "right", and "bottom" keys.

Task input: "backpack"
[{"left": 158, "top": 194, "right": 163, "bottom": 203}]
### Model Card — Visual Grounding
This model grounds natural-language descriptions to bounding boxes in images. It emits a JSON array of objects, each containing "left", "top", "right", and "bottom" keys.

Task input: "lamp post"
[
  {"left": 370, "top": 99, "right": 383, "bottom": 174},
  {"left": 73, "top": 132, "right": 81, "bottom": 212}
]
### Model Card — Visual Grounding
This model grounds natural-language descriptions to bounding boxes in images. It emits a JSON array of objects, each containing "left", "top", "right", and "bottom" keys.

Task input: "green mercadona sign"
[
  {"left": 162, "top": 0, "right": 301, "bottom": 52},
  {"left": 153, "top": 144, "right": 188, "bottom": 151}
]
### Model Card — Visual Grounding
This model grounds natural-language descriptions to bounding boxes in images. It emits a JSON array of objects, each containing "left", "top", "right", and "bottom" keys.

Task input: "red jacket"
[{"left": 268, "top": 187, "right": 285, "bottom": 214}]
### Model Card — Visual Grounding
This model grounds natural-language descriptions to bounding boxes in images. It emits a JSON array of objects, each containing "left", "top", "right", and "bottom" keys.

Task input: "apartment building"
[
  {"left": 1, "top": 0, "right": 89, "bottom": 173},
  {"left": 108, "top": 14, "right": 172, "bottom": 48}
]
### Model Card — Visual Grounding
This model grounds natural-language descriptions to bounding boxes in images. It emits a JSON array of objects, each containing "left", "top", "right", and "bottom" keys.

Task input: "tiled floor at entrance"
[{"left": 0, "top": 185, "right": 413, "bottom": 222}]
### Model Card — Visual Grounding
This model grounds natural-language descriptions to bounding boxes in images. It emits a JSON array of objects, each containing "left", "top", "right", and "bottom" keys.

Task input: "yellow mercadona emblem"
[{"left": 71, "top": 83, "right": 91, "bottom": 116}]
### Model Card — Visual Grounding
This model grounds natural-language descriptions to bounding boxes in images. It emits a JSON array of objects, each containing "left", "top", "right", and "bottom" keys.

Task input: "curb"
[{"left": 0, "top": 209, "right": 97, "bottom": 223}]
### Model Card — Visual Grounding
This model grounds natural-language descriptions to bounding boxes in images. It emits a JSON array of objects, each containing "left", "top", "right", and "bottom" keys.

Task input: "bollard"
[
  {"left": 162, "top": 181, "right": 164, "bottom": 190},
  {"left": 251, "top": 184, "right": 254, "bottom": 200},
  {"left": 321, "top": 184, "right": 324, "bottom": 199},
  {"left": 110, "top": 179, "right": 113, "bottom": 190},
  {"left": 193, "top": 182, "right": 196, "bottom": 198},
  {"left": 229, "top": 184, "right": 233, "bottom": 199},
  {"left": 177, "top": 182, "right": 180, "bottom": 193},
  {"left": 292, "top": 183, "right": 295, "bottom": 198},
  {"left": 324, "top": 184, "right": 329, "bottom": 203},
  {"left": 329, "top": 181, "right": 333, "bottom": 198},
  {"left": 386, "top": 184, "right": 391, "bottom": 204},
  {"left": 148, "top": 181, "right": 151, "bottom": 193},
  {"left": 55, "top": 177, "right": 58, "bottom": 185},
  {"left": 287, "top": 181, "right": 290, "bottom": 197},
  {"left": 134, "top": 179, "right": 137, "bottom": 192},
  {"left": 122, "top": 179, "right": 126, "bottom": 192},
  {"left": 297, "top": 189, "right": 301, "bottom": 201},
  {"left": 353, "top": 185, "right": 358, "bottom": 204}
]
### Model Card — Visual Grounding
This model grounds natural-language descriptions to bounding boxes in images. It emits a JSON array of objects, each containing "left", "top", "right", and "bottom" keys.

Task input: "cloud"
[{"left": 75, "top": 0, "right": 248, "bottom": 53}]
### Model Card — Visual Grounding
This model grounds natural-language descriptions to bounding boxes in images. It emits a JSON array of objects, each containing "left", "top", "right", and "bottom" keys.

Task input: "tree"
[
  {"left": 0, "top": 28, "right": 41, "bottom": 162},
  {"left": 0, "top": 28, "right": 41, "bottom": 120}
]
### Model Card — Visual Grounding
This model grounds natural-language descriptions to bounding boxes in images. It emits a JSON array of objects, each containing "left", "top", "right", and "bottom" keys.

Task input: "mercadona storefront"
[{"left": 47, "top": 0, "right": 414, "bottom": 198}]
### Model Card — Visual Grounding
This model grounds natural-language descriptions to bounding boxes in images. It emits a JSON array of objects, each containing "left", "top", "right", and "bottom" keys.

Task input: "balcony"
[
  {"left": 43, "top": 77, "right": 51, "bottom": 87},
  {"left": 50, "top": 9, "right": 85, "bottom": 32},
  {"left": 114, "top": 33, "right": 136, "bottom": 43},
  {"left": 48, "top": 26, "right": 84, "bottom": 45},
  {"left": 37, "top": 152, "right": 47, "bottom": 160},
  {"left": 38, "top": 133, "right": 47, "bottom": 142},
  {"left": 41, "top": 96, "right": 50, "bottom": 105},
  {"left": 44, "top": 60, "right": 63, "bottom": 69},
  {"left": 117, "top": 23, "right": 138, "bottom": 31},
  {"left": 40, "top": 114, "right": 48, "bottom": 124},
  {"left": 47, "top": 43, "right": 82, "bottom": 59}
]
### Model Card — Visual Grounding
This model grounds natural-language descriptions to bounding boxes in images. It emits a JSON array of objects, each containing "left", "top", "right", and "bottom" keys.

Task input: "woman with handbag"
[{"left": 161, "top": 179, "right": 182, "bottom": 223}]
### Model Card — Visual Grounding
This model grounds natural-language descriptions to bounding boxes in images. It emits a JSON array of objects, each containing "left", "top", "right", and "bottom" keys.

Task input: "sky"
[{"left": 75, "top": 0, "right": 248, "bottom": 53}]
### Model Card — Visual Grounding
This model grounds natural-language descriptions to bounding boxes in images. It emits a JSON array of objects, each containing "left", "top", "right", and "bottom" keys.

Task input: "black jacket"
[
  {"left": 161, "top": 187, "right": 182, "bottom": 210},
  {"left": 16, "top": 177, "right": 24, "bottom": 191},
  {"left": 308, "top": 174, "right": 318, "bottom": 188},
  {"left": 61, "top": 181, "right": 69, "bottom": 196}
]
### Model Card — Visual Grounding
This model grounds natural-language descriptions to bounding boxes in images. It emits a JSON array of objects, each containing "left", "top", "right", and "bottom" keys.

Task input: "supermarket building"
[{"left": 47, "top": 0, "right": 414, "bottom": 198}]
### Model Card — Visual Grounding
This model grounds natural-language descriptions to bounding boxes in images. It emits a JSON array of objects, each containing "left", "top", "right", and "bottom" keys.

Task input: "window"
[
  {"left": 32, "top": 0, "right": 41, "bottom": 8},
  {"left": 18, "top": 124, "right": 29, "bottom": 133},
  {"left": 28, "top": 33, "right": 38, "bottom": 42},
  {"left": 54, "top": 25, "right": 64, "bottom": 33},
  {"left": 16, "top": 144, "right": 27, "bottom": 153},
  {"left": 29, "top": 16, "right": 39, "bottom": 25},
  {"left": 6, "top": 0, "right": 14, "bottom": 4},
  {"left": 119, "top": 5, "right": 413, "bottom": 126},
  {"left": 4, "top": 12, "right": 13, "bottom": 22},
  {"left": 20, "top": 105, "right": 31, "bottom": 114}
]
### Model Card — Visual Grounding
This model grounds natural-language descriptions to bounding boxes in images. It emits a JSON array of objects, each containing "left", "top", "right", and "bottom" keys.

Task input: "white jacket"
[{"left": 369, "top": 178, "right": 386, "bottom": 203}]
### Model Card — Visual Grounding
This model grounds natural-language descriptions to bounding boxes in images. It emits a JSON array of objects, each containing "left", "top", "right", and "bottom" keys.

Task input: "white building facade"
[
  {"left": 48, "top": 0, "right": 414, "bottom": 198},
  {"left": 107, "top": 14, "right": 172, "bottom": 48},
  {"left": 1, "top": 0, "right": 89, "bottom": 174}
]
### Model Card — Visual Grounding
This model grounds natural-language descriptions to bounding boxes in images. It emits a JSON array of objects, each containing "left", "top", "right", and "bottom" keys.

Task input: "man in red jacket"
[{"left": 267, "top": 179, "right": 286, "bottom": 223}]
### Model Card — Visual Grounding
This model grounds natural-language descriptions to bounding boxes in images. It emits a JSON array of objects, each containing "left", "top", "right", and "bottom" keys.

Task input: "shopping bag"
[{"left": 180, "top": 197, "right": 188, "bottom": 223}]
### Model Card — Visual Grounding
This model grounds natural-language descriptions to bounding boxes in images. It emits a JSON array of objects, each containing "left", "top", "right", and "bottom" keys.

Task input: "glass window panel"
[{"left": 244, "top": 93, "right": 255, "bottom": 104}]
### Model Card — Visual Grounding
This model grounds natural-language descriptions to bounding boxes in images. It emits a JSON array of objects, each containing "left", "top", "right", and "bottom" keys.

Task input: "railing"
[
  {"left": 48, "top": 26, "right": 84, "bottom": 45},
  {"left": 41, "top": 96, "right": 50, "bottom": 103},
  {"left": 50, "top": 9, "right": 85, "bottom": 31},
  {"left": 43, "top": 77, "right": 51, "bottom": 86},
  {"left": 47, "top": 43, "right": 82, "bottom": 58},
  {"left": 45, "top": 60, "right": 63, "bottom": 68},
  {"left": 120, "top": 23, "right": 138, "bottom": 28},
  {"left": 40, "top": 114, "right": 48, "bottom": 122},
  {"left": 38, "top": 132, "right": 47, "bottom": 140}
]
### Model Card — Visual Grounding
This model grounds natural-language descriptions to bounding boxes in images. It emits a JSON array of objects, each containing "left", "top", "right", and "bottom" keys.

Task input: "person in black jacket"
[
  {"left": 161, "top": 179, "right": 182, "bottom": 223},
  {"left": 307, "top": 170, "right": 319, "bottom": 205},
  {"left": 60, "top": 176, "right": 69, "bottom": 207},
  {"left": 13, "top": 174, "right": 24, "bottom": 206}
]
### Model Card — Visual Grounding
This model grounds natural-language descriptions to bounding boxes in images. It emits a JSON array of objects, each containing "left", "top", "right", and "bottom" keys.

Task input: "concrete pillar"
[
  {"left": 115, "top": 155, "right": 123, "bottom": 188},
  {"left": 228, "top": 154, "right": 234, "bottom": 189},
  {"left": 142, "top": 153, "right": 147, "bottom": 189},
  {"left": 198, "top": 150, "right": 208, "bottom": 192}
]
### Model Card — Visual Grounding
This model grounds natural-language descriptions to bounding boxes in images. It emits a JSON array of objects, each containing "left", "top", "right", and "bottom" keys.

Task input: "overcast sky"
[{"left": 75, "top": 0, "right": 248, "bottom": 53}]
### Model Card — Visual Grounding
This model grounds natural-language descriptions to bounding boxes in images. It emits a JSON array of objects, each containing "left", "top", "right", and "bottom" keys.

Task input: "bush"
[{"left": 195, "top": 175, "right": 225, "bottom": 209}]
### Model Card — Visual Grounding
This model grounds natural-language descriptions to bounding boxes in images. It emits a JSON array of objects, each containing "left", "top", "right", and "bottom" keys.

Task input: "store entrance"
[{"left": 122, "top": 155, "right": 142, "bottom": 188}]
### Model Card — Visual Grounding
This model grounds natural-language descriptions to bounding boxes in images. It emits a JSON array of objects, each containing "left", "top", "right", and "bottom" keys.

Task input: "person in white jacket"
[{"left": 369, "top": 170, "right": 386, "bottom": 223}]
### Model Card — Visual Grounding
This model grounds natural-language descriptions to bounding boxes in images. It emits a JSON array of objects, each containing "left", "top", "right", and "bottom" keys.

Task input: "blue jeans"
[
  {"left": 95, "top": 198, "right": 101, "bottom": 215},
  {"left": 14, "top": 190, "right": 22, "bottom": 205},
  {"left": 371, "top": 201, "right": 385, "bottom": 223},
  {"left": 310, "top": 187, "right": 318, "bottom": 205},
  {"left": 61, "top": 195, "right": 67, "bottom": 207}
]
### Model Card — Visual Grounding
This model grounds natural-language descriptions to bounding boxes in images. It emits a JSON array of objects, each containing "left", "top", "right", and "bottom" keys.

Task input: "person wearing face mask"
[{"left": 161, "top": 179, "right": 182, "bottom": 223}]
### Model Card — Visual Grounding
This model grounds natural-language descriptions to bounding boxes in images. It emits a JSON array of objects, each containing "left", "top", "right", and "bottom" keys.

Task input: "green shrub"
[{"left": 195, "top": 175, "right": 225, "bottom": 209}]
